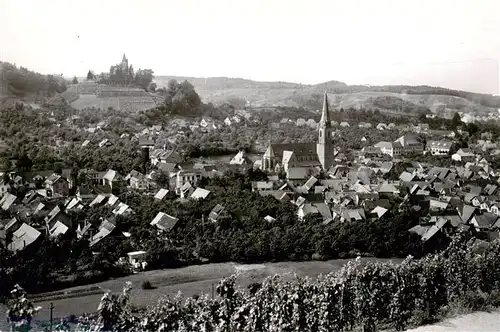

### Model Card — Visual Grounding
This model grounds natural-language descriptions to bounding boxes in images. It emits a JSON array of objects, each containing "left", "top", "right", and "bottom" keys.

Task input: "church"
[{"left": 261, "top": 91, "right": 336, "bottom": 172}]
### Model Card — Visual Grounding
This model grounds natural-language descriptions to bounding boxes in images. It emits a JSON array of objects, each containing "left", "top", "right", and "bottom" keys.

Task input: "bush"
[{"left": 141, "top": 280, "right": 153, "bottom": 290}]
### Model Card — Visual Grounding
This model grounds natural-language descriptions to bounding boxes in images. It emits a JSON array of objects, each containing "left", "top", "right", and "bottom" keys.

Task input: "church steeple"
[
  {"left": 316, "top": 90, "right": 334, "bottom": 170},
  {"left": 319, "top": 91, "right": 330, "bottom": 126},
  {"left": 122, "top": 54, "right": 128, "bottom": 62}
]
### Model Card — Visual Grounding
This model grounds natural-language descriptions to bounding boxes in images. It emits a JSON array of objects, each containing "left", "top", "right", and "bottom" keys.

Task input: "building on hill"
[{"left": 261, "top": 92, "right": 335, "bottom": 171}]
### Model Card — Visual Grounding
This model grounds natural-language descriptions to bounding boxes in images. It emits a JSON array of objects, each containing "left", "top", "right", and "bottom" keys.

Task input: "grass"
[{"left": 31, "top": 258, "right": 399, "bottom": 321}]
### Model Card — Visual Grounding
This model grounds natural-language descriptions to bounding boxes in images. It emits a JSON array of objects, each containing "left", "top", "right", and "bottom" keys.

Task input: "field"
[
  {"left": 21, "top": 258, "right": 400, "bottom": 322},
  {"left": 70, "top": 95, "right": 156, "bottom": 111}
]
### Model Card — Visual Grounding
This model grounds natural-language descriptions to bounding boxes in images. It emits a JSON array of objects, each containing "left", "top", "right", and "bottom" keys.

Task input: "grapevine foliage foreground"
[{"left": 7, "top": 233, "right": 500, "bottom": 332}]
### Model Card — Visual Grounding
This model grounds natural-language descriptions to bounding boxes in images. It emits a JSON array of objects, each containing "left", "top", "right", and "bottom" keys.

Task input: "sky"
[{"left": 1, "top": 0, "right": 499, "bottom": 94}]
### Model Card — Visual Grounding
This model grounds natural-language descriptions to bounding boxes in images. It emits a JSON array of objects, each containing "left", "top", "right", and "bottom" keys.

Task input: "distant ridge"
[{"left": 154, "top": 75, "right": 500, "bottom": 115}]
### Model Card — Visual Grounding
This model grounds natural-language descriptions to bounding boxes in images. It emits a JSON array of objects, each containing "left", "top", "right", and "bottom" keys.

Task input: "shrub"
[{"left": 141, "top": 280, "right": 153, "bottom": 290}]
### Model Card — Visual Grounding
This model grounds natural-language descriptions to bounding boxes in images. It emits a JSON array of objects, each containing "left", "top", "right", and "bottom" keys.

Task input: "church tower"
[
  {"left": 121, "top": 54, "right": 129, "bottom": 73},
  {"left": 316, "top": 91, "right": 335, "bottom": 170}
]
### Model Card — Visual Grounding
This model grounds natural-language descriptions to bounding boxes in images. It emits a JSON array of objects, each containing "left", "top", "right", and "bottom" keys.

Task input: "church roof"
[
  {"left": 319, "top": 91, "right": 331, "bottom": 126},
  {"left": 269, "top": 143, "right": 316, "bottom": 157}
]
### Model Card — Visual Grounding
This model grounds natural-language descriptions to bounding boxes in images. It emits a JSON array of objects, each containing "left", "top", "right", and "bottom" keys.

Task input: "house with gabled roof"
[
  {"left": 471, "top": 213, "right": 499, "bottom": 232},
  {"left": 90, "top": 218, "right": 116, "bottom": 247},
  {"left": 180, "top": 181, "right": 195, "bottom": 198},
  {"left": 399, "top": 171, "right": 415, "bottom": 183},
  {"left": 314, "top": 202, "right": 333, "bottom": 224},
  {"left": 106, "top": 194, "right": 119, "bottom": 207},
  {"left": 377, "top": 182, "right": 400, "bottom": 195},
  {"left": 258, "top": 190, "right": 290, "bottom": 202},
  {"left": 103, "top": 169, "right": 124, "bottom": 191},
  {"left": 370, "top": 206, "right": 389, "bottom": 219},
  {"left": 112, "top": 202, "right": 132, "bottom": 216},
  {"left": 8, "top": 223, "right": 41, "bottom": 252},
  {"left": 0, "top": 192, "right": 17, "bottom": 211},
  {"left": 0, "top": 180, "right": 11, "bottom": 197},
  {"left": 297, "top": 203, "right": 319, "bottom": 221},
  {"left": 230, "top": 150, "right": 252, "bottom": 166},
  {"left": 251, "top": 181, "right": 274, "bottom": 192},
  {"left": 45, "top": 205, "right": 72, "bottom": 230},
  {"left": 209, "top": 204, "right": 226, "bottom": 223},
  {"left": 154, "top": 188, "right": 170, "bottom": 200},
  {"left": 287, "top": 167, "right": 308, "bottom": 182},
  {"left": 125, "top": 170, "right": 149, "bottom": 191},
  {"left": 339, "top": 208, "right": 366, "bottom": 222},
  {"left": 89, "top": 194, "right": 106, "bottom": 207},
  {"left": 302, "top": 176, "right": 318, "bottom": 192},
  {"left": 150, "top": 212, "right": 178, "bottom": 231},
  {"left": 457, "top": 204, "right": 477, "bottom": 224},
  {"left": 452, "top": 149, "right": 476, "bottom": 163},
  {"left": 190, "top": 187, "right": 211, "bottom": 200}
]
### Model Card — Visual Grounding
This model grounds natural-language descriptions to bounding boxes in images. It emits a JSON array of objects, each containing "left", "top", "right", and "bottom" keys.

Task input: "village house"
[
  {"left": 102, "top": 169, "right": 125, "bottom": 192},
  {"left": 8, "top": 223, "right": 41, "bottom": 252},
  {"left": 451, "top": 149, "right": 476, "bottom": 163},
  {"left": 45, "top": 173, "right": 69, "bottom": 197},
  {"left": 426, "top": 141, "right": 453, "bottom": 156},
  {"left": 0, "top": 180, "right": 11, "bottom": 197},
  {"left": 209, "top": 204, "right": 226, "bottom": 222},
  {"left": 175, "top": 169, "right": 203, "bottom": 195},
  {"left": 374, "top": 141, "right": 402, "bottom": 157},
  {"left": 151, "top": 212, "right": 179, "bottom": 231}
]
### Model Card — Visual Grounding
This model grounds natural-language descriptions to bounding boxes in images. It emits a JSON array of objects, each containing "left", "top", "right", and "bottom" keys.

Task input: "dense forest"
[{"left": 0, "top": 62, "right": 68, "bottom": 97}]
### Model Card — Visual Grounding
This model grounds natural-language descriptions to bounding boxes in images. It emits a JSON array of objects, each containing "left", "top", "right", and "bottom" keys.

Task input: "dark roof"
[
  {"left": 269, "top": 143, "right": 316, "bottom": 158},
  {"left": 287, "top": 167, "right": 308, "bottom": 180},
  {"left": 158, "top": 163, "right": 179, "bottom": 173}
]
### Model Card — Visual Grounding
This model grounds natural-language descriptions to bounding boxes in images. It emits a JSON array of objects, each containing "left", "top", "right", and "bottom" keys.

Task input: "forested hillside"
[
  {"left": 0, "top": 62, "right": 67, "bottom": 100},
  {"left": 155, "top": 76, "right": 500, "bottom": 115}
]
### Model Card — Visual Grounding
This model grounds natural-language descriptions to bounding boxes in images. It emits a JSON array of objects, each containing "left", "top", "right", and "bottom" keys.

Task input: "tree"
[
  {"left": 147, "top": 82, "right": 157, "bottom": 93},
  {"left": 134, "top": 69, "right": 154, "bottom": 90},
  {"left": 72, "top": 76, "right": 78, "bottom": 84},
  {"left": 451, "top": 112, "right": 462, "bottom": 129},
  {"left": 16, "top": 154, "right": 33, "bottom": 172},
  {"left": 6, "top": 284, "right": 42, "bottom": 331},
  {"left": 87, "top": 70, "right": 95, "bottom": 81}
]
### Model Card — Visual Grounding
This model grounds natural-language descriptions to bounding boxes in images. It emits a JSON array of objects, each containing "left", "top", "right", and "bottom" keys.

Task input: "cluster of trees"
[
  {"left": 161, "top": 79, "right": 202, "bottom": 114},
  {"left": 369, "top": 96, "right": 431, "bottom": 114},
  {"left": 0, "top": 62, "right": 67, "bottom": 97}
]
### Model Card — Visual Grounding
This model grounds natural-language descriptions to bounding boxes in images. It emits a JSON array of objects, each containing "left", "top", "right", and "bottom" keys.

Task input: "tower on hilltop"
[
  {"left": 316, "top": 91, "right": 335, "bottom": 170},
  {"left": 121, "top": 54, "right": 129, "bottom": 73}
]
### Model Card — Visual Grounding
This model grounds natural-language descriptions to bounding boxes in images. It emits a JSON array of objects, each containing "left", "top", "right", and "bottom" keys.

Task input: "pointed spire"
[
  {"left": 320, "top": 91, "right": 330, "bottom": 125},
  {"left": 122, "top": 54, "right": 127, "bottom": 62}
]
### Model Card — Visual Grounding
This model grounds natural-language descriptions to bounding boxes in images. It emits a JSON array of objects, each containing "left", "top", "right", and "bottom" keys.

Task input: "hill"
[{"left": 155, "top": 76, "right": 500, "bottom": 117}]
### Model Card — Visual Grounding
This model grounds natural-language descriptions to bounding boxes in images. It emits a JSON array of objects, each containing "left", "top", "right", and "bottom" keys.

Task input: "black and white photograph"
[{"left": 0, "top": 0, "right": 499, "bottom": 331}]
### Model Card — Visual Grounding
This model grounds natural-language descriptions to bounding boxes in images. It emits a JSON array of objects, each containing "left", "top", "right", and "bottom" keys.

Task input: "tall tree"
[
  {"left": 87, "top": 70, "right": 95, "bottom": 81},
  {"left": 451, "top": 112, "right": 462, "bottom": 129},
  {"left": 72, "top": 76, "right": 78, "bottom": 84}
]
